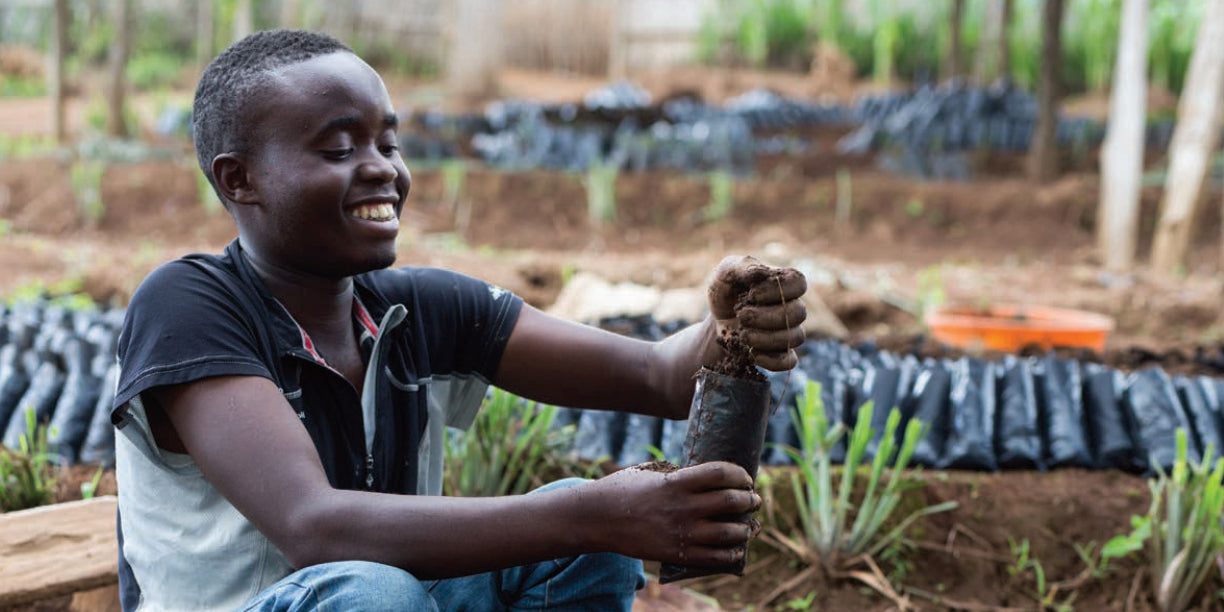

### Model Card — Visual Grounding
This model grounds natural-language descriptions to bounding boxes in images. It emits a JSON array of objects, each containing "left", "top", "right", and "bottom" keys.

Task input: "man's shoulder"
[{"left": 127, "top": 250, "right": 246, "bottom": 320}]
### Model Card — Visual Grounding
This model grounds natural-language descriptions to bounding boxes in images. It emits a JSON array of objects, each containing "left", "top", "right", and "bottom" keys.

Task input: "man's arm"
[
  {"left": 495, "top": 256, "right": 808, "bottom": 420},
  {"left": 149, "top": 375, "right": 758, "bottom": 579}
]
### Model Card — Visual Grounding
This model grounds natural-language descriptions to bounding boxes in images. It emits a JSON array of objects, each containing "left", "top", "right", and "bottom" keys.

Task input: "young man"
[{"left": 112, "top": 30, "right": 807, "bottom": 611}]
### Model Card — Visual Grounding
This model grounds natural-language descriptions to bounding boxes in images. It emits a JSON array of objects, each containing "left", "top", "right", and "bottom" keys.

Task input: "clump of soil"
[
  {"left": 636, "top": 460, "right": 680, "bottom": 473},
  {"left": 712, "top": 328, "right": 765, "bottom": 382}
]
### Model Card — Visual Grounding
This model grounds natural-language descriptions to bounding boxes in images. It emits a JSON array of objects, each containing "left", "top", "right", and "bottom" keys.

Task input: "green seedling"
[
  {"left": 70, "top": 160, "right": 107, "bottom": 225},
  {"left": 444, "top": 388, "right": 598, "bottom": 497},
  {"left": 0, "top": 408, "right": 58, "bottom": 512},
  {"left": 764, "top": 381, "right": 956, "bottom": 582},
  {"left": 703, "top": 170, "right": 735, "bottom": 222},
  {"left": 584, "top": 162, "right": 618, "bottom": 227}
]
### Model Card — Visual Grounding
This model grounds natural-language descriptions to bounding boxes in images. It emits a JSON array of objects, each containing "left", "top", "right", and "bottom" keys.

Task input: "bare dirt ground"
[{"left": 5, "top": 68, "right": 1224, "bottom": 610}]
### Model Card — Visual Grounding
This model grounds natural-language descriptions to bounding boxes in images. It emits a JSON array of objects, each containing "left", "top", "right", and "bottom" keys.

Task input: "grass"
[
  {"left": 584, "top": 162, "right": 618, "bottom": 227},
  {"left": 443, "top": 388, "right": 598, "bottom": 497},
  {"left": 760, "top": 381, "right": 956, "bottom": 592},
  {"left": 0, "top": 409, "right": 58, "bottom": 513}
]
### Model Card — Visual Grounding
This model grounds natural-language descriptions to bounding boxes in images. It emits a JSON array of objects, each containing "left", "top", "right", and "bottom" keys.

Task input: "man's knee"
[{"left": 247, "top": 561, "right": 435, "bottom": 611}]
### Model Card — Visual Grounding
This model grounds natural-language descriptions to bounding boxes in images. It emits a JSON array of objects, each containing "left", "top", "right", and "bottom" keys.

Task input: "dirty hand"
[
  {"left": 590, "top": 461, "right": 761, "bottom": 567},
  {"left": 706, "top": 255, "right": 808, "bottom": 371}
]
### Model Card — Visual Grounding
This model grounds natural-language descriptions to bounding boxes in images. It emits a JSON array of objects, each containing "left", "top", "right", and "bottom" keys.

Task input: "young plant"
[
  {"left": 0, "top": 408, "right": 58, "bottom": 512},
  {"left": 584, "top": 162, "right": 618, "bottom": 227},
  {"left": 703, "top": 170, "right": 735, "bottom": 222},
  {"left": 443, "top": 388, "right": 596, "bottom": 497},
  {"left": 765, "top": 380, "right": 957, "bottom": 580},
  {"left": 1118, "top": 430, "right": 1224, "bottom": 612}
]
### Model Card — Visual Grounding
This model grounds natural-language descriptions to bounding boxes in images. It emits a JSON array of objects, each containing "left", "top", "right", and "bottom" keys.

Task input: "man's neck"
[{"left": 243, "top": 249, "right": 354, "bottom": 339}]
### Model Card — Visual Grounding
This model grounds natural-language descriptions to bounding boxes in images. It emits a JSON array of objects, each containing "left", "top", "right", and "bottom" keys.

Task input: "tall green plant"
[
  {"left": 0, "top": 408, "right": 58, "bottom": 512},
  {"left": 443, "top": 389, "right": 596, "bottom": 497},
  {"left": 1114, "top": 430, "right": 1224, "bottom": 612},
  {"left": 584, "top": 162, "right": 618, "bottom": 227},
  {"left": 764, "top": 381, "right": 956, "bottom": 579}
]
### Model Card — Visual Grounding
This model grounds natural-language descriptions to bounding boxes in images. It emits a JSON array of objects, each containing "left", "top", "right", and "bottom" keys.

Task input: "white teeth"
[{"left": 349, "top": 203, "right": 395, "bottom": 222}]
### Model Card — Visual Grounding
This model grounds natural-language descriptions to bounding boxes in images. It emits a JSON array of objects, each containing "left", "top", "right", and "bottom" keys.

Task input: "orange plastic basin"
[{"left": 925, "top": 303, "right": 1114, "bottom": 353}]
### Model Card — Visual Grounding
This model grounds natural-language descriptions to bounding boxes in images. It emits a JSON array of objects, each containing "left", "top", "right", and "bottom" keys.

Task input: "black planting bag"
[
  {"left": 1082, "top": 364, "right": 1141, "bottom": 472},
  {"left": 943, "top": 358, "right": 998, "bottom": 471},
  {"left": 994, "top": 356, "right": 1043, "bottom": 470},
  {"left": 3, "top": 360, "right": 66, "bottom": 450},
  {"left": 907, "top": 361, "right": 951, "bottom": 468},
  {"left": 658, "top": 367, "right": 771, "bottom": 584},
  {"left": 1037, "top": 356, "right": 1093, "bottom": 468},
  {"left": 1125, "top": 368, "right": 1199, "bottom": 473}
]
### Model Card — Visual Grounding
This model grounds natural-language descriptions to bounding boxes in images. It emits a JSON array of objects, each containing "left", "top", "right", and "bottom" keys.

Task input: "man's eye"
[
  {"left": 379, "top": 144, "right": 399, "bottom": 156},
  {"left": 323, "top": 148, "right": 353, "bottom": 160}
]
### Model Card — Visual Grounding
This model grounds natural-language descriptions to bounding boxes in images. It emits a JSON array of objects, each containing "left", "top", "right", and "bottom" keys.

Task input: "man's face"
[{"left": 238, "top": 52, "right": 411, "bottom": 278}]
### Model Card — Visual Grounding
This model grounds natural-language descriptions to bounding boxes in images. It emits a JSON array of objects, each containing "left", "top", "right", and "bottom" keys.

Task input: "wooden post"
[
  {"left": 1096, "top": 0, "right": 1149, "bottom": 272},
  {"left": 446, "top": 0, "right": 504, "bottom": 102},
  {"left": 105, "top": 0, "right": 132, "bottom": 138},
  {"left": 197, "top": 0, "right": 214, "bottom": 72},
  {"left": 232, "top": 0, "right": 253, "bottom": 43},
  {"left": 1150, "top": 0, "right": 1224, "bottom": 275},
  {"left": 1026, "top": 0, "right": 1065, "bottom": 183},
  {"left": 49, "top": 0, "right": 68, "bottom": 143},
  {"left": 947, "top": 0, "right": 963, "bottom": 80},
  {"left": 999, "top": 0, "right": 1013, "bottom": 80}
]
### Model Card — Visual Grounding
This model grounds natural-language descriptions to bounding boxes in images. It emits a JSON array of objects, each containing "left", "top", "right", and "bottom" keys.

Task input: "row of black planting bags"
[
  {"left": 0, "top": 301, "right": 122, "bottom": 465},
  {"left": 400, "top": 80, "right": 1185, "bottom": 176},
  {"left": 562, "top": 319, "right": 1219, "bottom": 474}
]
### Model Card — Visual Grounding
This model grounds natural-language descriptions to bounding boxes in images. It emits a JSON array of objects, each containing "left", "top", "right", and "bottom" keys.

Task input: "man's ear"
[{"left": 212, "top": 153, "right": 258, "bottom": 205}]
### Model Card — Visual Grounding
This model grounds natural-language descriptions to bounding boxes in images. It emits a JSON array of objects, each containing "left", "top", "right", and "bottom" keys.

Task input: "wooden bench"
[{"left": 0, "top": 496, "right": 119, "bottom": 611}]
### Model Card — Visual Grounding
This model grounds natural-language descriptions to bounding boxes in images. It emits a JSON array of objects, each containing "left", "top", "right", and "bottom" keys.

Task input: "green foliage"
[
  {"left": 0, "top": 74, "right": 46, "bottom": 98},
  {"left": 765, "top": 381, "right": 956, "bottom": 577},
  {"left": 6, "top": 277, "right": 96, "bottom": 311},
  {"left": 698, "top": 0, "right": 814, "bottom": 69},
  {"left": 81, "top": 465, "right": 105, "bottom": 500},
  {"left": 584, "top": 162, "right": 618, "bottom": 227},
  {"left": 704, "top": 170, "right": 736, "bottom": 221},
  {"left": 0, "top": 409, "right": 58, "bottom": 513},
  {"left": 126, "top": 52, "right": 184, "bottom": 90},
  {"left": 70, "top": 160, "right": 107, "bottom": 224},
  {"left": 443, "top": 389, "right": 598, "bottom": 497},
  {"left": 0, "top": 134, "right": 58, "bottom": 161},
  {"left": 1113, "top": 430, "right": 1224, "bottom": 612}
]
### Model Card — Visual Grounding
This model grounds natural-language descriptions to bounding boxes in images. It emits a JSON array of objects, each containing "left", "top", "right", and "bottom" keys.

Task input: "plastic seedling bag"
[
  {"left": 1082, "top": 364, "right": 1141, "bottom": 472},
  {"left": 943, "top": 358, "right": 998, "bottom": 471},
  {"left": 0, "top": 345, "right": 30, "bottom": 430},
  {"left": 995, "top": 356, "right": 1043, "bottom": 470},
  {"left": 79, "top": 363, "right": 119, "bottom": 465},
  {"left": 659, "top": 338, "right": 772, "bottom": 584},
  {"left": 1036, "top": 356, "right": 1092, "bottom": 468},
  {"left": 47, "top": 338, "right": 100, "bottom": 464},
  {"left": 906, "top": 361, "right": 951, "bottom": 468},
  {"left": 3, "top": 360, "right": 65, "bottom": 450},
  {"left": 1175, "top": 375, "right": 1222, "bottom": 456},
  {"left": 1125, "top": 368, "right": 1198, "bottom": 473},
  {"left": 617, "top": 414, "right": 661, "bottom": 466}
]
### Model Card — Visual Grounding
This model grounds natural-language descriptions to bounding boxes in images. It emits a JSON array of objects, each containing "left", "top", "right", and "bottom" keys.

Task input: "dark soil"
[{"left": 711, "top": 329, "right": 766, "bottom": 382}]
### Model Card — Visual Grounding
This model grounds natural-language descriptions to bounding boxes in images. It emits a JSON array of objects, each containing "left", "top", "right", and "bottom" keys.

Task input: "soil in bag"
[
  {"left": 1082, "top": 364, "right": 1141, "bottom": 472},
  {"left": 1126, "top": 368, "right": 1198, "bottom": 473},
  {"left": 994, "top": 356, "right": 1043, "bottom": 470},
  {"left": 1036, "top": 356, "right": 1092, "bottom": 468},
  {"left": 658, "top": 329, "right": 771, "bottom": 584},
  {"left": 942, "top": 358, "right": 997, "bottom": 471}
]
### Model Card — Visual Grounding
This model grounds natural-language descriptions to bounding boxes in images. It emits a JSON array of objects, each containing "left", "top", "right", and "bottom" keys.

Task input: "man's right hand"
[{"left": 578, "top": 461, "right": 761, "bottom": 567}]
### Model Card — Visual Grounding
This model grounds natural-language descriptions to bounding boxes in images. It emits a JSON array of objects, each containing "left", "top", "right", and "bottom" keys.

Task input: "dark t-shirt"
[{"left": 113, "top": 239, "right": 524, "bottom": 492}]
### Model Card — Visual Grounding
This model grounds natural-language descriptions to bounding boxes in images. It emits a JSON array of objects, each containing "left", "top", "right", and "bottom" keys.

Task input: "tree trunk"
[
  {"left": 1097, "top": 0, "right": 1149, "bottom": 272},
  {"left": 999, "top": 0, "right": 1013, "bottom": 81},
  {"left": 947, "top": 0, "right": 963, "bottom": 81},
  {"left": 976, "top": 0, "right": 1002, "bottom": 83},
  {"left": 1150, "top": 0, "right": 1224, "bottom": 275},
  {"left": 446, "top": 0, "right": 503, "bottom": 102},
  {"left": 280, "top": 0, "right": 301, "bottom": 29},
  {"left": 1026, "top": 0, "right": 1065, "bottom": 183},
  {"left": 232, "top": 0, "right": 253, "bottom": 43},
  {"left": 105, "top": 0, "right": 132, "bottom": 138},
  {"left": 49, "top": 0, "right": 68, "bottom": 143},
  {"left": 197, "top": 0, "right": 214, "bottom": 72}
]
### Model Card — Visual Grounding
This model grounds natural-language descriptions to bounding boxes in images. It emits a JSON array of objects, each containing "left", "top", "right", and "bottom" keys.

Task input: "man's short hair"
[{"left": 192, "top": 30, "right": 352, "bottom": 200}]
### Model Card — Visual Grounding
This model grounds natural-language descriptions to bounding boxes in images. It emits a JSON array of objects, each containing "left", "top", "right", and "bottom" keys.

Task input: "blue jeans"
[{"left": 241, "top": 481, "right": 645, "bottom": 611}]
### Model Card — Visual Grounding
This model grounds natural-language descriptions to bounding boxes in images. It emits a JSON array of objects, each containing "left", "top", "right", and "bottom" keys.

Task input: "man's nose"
[{"left": 358, "top": 150, "right": 397, "bottom": 183}]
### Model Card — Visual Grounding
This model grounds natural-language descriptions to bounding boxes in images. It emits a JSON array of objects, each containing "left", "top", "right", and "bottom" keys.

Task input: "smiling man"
[{"left": 112, "top": 29, "right": 807, "bottom": 611}]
